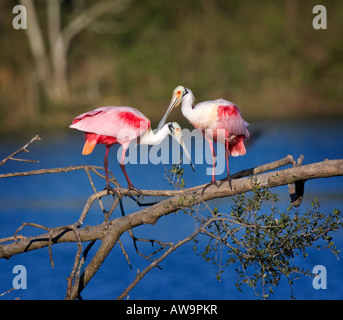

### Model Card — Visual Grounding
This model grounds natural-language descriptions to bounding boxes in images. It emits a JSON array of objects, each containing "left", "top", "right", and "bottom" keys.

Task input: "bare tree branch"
[
  {"left": 0, "top": 165, "right": 112, "bottom": 180},
  {"left": 1, "top": 152, "right": 342, "bottom": 299},
  {"left": 230, "top": 154, "right": 296, "bottom": 179},
  {"left": 2, "top": 157, "right": 343, "bottom": 259}
]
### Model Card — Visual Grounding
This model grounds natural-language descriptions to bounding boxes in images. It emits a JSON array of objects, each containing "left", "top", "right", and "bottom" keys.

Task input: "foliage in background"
[
  {"left": 0, "top": 0, "right": 343, "bottom": 132},
  {"left": 192, "top": 179, "right": 343, "bottom": 299},
  {"left": 164, "top": 150, "right": 186, "bottom": 190}
]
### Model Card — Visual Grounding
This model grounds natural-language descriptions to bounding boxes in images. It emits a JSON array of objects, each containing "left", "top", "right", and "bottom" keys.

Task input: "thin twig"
[
  {"left": 73, "top": 240, "right": 97, "bottom": 300},
  {"left": 0, "top": 164, "right": 105, "bottom": 179},
  {"left": 117, "top": 218, "right": 213, "bottom": 300},
  {"left": 84, "top": 165, "right": 107, "bottom": 214},
  {"left": 0, "top": 135, "right": 41, "bottom": 167},
  {"left": 131, "top": 235, "right": 173, "bottom": 260},
  {"left": 6, "top": 157, "right": 39, "bottom": 163},
  {"left": 66, "top": 225, "right": 83, "bottom": 299},
  {"left": 14, "top": 222, "right": 55, "bottom": 267},
  {"left": 0, "top": 287, "right": 16, "bottom": 297},
  {"left": 0, "top": 235, "right": 26, "bottom": 244},
  {"left": 118, "top": 239, "right": 132, "bottom": 270},
  {"left": 90, "top": 166, "right": 120, "bottom": 188}
]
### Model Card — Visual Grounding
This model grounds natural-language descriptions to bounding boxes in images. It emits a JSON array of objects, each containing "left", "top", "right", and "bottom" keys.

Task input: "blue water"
[{"left": 0, "top": 120, "right": 342, "bottom": 300}]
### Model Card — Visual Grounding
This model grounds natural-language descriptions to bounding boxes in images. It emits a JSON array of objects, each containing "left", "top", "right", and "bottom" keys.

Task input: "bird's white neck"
[
  {"left": 139, "top": 125, "right": 170, "bottom": 145},
  {"left": 181, "top": 89, "right": 196, "bottom": 121}
]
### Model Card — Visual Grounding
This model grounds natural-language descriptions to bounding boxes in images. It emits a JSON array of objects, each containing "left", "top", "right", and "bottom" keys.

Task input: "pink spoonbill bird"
[
  {"left": 70, "top": 105, "right": 194, "bottom": 196},
  {"left": 158, "top": 86, "right": 249, "bottom": 185}
]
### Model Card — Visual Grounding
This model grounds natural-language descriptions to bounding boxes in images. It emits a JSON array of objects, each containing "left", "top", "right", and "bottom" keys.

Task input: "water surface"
[{"left": 0, "top": 120, "right": 342, "bottom": 300}]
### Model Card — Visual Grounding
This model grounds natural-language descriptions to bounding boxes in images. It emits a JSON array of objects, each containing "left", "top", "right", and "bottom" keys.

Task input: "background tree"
[
  {"left": 19, "top": 0, "right": 131, "bottom": 106},
  {"left": 1, "top": 1, "right": 342, "bottom": 131}
]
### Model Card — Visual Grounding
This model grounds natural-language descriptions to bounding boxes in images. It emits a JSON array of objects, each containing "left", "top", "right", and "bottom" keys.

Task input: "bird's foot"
[
  {"left": 128, "top": 184, "right": 144, "bottom": 201},
  {"left": 201, "top": 179, "right": 219, "bottom": 196},
  {"left": 218, "top": 176, "right": 233, "bottom": 189},
  {"left": 104, "top": 184, "right": 122, "bottom": 198}
]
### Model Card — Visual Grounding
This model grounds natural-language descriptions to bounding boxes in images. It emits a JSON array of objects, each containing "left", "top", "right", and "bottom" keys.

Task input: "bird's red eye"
[{"left": 177, "top": 91, "right": 181, "bottom": 95}]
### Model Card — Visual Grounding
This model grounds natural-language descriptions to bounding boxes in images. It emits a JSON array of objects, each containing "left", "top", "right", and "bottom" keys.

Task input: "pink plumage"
[
  {"left": 70, "top": 106, "right": 150, "bottom": 148},
  {"left": 212, "top": 103, "right": 249, "bottom": 156},
  {"left": 159, "top": 86, "right": 250, "bottom": 184},
  {"left": 69, "top": 106, "right": 151, "bottom": 194},
  {"left": 70, "top": 104, "right": 195, "bottom": 195}
]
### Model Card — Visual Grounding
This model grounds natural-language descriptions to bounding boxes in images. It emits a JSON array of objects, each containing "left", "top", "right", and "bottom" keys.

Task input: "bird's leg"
[
  {"left": 120, "top": 147, "right": 144, "bottom": 200},
  {"left": 104, "top": 147, "right": 110, "bottom": 189},
  {"left": 226, "top": 139, "right": 230, "bottom": 178},
  {"left": 201, "top": 138, "right": 219, "bottom": 195},
  {"left": 119, "top": 163, "right": 144, "bottom": 200},
  {"left": 103, "top": 147, "right": 121, "bottom": 197},
  {"left": 219, "top": 139, "right": 232, "bottom": 188},
  {"left": 103, "top": 147, "right": 112, "bottom": 192},
  {"left": 207, "top": 138, "right": 218, "bottom": 185}
]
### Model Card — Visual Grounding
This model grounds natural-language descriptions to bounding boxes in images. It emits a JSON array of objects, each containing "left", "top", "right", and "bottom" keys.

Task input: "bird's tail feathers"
[
  {"left": 230, "top": 136, "right": 246, "bottom": 157},
  {"left": 82, "top": 139, "right": 97, "bottom": 155}
]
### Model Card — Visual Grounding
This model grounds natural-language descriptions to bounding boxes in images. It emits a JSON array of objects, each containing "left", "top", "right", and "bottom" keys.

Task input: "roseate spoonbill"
[
  {"left": 158, "top": 86, "right": 249, "bottom": 185},
  {"left": 70, "top": 106, "right": 194, "bottom": 196}
]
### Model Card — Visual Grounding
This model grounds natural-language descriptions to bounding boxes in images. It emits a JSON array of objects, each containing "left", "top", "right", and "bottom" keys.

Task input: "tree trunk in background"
[
  {"left": 20, "top": 0, "right": 54, "bottom": 102},
  {"left": 20, "top": 0, "right": 131, "bottom": 108},
  {"left": 48, "top": 0, "right": 70, "bottom": 102}
]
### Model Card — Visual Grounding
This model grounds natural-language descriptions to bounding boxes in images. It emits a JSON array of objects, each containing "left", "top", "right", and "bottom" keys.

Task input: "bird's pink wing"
[
  {"left": 217, "top": 101, "right": 249, "bottom": 138},
  {"left": 71, "top": 106, "right": 109, "bottom": 123},
  {"left": 70, "top": 106, "right": 150, "bottom": 141}
]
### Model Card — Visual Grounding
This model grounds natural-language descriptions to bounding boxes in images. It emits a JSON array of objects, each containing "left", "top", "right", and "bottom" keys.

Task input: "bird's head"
[
  {"left": 168, "top": 121, "right": 182, "bottom": 135},
  {"left": 158, "top": 85, "right": 190, "bottom": 130},
  {"left": 167, "top": 122, "right": 195, "bottom": 172},
  {"left": 172, "top": 85, "right": 188, "bottom": 102}
]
